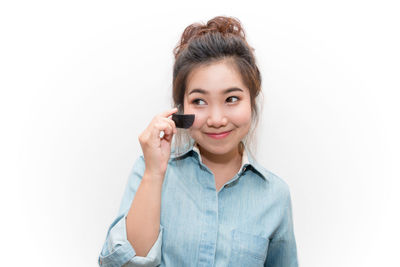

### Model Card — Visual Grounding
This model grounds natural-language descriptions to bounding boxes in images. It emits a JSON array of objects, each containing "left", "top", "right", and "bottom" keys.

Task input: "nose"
[{"left": 206, "top": 106, "right": 228, "bottom": 128}]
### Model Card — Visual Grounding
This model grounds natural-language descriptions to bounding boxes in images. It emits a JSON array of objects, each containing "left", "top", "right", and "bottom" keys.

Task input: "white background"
[{"left": 1, "top": 1, "right": 399, "bottom": 266}]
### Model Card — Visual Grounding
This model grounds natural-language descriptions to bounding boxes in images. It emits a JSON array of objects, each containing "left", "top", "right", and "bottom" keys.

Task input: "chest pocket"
[{"left": 228, "top": 229, "right": 269, "bottom": 267}]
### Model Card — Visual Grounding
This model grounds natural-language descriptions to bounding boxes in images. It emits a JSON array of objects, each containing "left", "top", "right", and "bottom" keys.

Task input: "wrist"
[{"left": 143, "top": 170, "right": 165, "bottom": 182}]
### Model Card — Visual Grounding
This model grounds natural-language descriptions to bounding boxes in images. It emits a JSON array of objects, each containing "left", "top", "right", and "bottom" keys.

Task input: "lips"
[{"left": 205, "top": 130, "right": 232, "bottom": 139}]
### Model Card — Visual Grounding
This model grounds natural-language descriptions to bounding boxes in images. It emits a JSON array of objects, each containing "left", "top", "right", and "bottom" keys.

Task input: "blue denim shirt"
[{"left": 98, "top": 138, "right": 298, "bottom": 267}]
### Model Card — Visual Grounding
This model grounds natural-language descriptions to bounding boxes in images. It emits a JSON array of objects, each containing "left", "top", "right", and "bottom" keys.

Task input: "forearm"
[{"left": 126, "top": 171, "right": 164, "bottom": 257}]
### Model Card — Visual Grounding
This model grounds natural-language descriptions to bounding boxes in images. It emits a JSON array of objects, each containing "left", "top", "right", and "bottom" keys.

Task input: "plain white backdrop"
[{"left": 1, "top": 0, "right": 399, "bottom": 266}]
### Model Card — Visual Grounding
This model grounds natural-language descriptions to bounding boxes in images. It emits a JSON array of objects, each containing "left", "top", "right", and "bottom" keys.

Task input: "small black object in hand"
[{"left": 172, "top": 113, "right": 195, "bottom": 129}]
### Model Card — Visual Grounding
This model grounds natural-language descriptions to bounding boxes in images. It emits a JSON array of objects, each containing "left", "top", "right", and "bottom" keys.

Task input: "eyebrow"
[{"left": 188, "top": 87, "right": 244, "bottom": 95}]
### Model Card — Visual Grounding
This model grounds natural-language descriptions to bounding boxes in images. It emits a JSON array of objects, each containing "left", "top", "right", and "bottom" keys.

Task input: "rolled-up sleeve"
[
  {"left": 98, "top": 156, "right": 163, "bottom": 267},
  {"left": 265, "top": 186, "right": 298, "bottom": 267}
]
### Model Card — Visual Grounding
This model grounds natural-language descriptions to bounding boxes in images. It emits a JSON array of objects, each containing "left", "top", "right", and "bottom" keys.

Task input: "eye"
[
  {"left": 226, "top": 96, "right": 239, "bottom": 103},
  {"left": 192, "top": 98, "right": 206, "bottom": 105}
]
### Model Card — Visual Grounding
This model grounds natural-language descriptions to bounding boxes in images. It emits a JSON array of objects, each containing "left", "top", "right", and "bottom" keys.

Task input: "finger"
[
  {"left": 162, "top": 124, "right": 173, "bottom": 136},
  {"left": 160, "top": 117, "right": 177, "bottom": 134},
  {"left": 151, "top": 122, "right": 173, "bottom": 140},
  {"left": 163, "top": 130, "right": 174, "bottom": 142},
  {"left": 161, "top": 123, "right": 174, "bottom": 141},
  {"left": 160, "top": 107, "right": 178, "bottom": 118}
]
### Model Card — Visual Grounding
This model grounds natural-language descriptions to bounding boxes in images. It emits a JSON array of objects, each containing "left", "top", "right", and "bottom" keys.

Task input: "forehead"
[{"left": 185, "top": 61, "right": 248, "bottom": 95}]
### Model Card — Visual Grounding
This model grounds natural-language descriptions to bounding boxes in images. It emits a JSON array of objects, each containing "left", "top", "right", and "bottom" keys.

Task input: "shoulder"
[{"left": 252, "top": 162, "right": 292, "bottom": 199}]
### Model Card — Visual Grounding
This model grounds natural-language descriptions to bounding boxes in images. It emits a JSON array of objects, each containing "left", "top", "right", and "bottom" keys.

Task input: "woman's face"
[{"left": 183, "top": 61, "right": 252, "bottom": 157}]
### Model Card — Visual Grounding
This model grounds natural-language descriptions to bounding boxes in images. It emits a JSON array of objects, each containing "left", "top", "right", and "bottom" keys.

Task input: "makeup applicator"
[
  {"left": 171, "top": 113, "right": 195, "bottom": 129},
  {"left": 159, "top": 112, "right": 195, "bottom": 139}
]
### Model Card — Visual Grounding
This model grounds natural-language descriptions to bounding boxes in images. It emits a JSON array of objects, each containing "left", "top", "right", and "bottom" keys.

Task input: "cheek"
[
  {"left": 183, "top": 102, "right": 206, "bottom": 130},
  {"left": 191, "top": 111, "right": 208, "bottom": 129},
  {"left": 230, "top": 104, "right": 252, "bottom": 125}
]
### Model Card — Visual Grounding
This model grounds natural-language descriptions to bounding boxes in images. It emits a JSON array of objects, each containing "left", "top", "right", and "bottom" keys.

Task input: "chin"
[
  {"left": 196, "top": 138, "right": 239, "bottom": 155},
  {"left": 201, "top": 144, "right": 230, "bottom": 155}
]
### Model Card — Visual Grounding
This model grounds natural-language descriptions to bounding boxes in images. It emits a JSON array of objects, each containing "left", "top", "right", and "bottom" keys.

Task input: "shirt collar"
[
  {"left": 192, "top": 142, "right": 250, "bottom": 171},
  {"left": 170, "top": 136, "right": 269, "bottom": 182}
]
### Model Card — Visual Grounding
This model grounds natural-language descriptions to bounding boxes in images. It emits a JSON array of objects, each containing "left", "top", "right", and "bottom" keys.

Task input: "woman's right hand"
[{"left": 138, "top": 107, "right": 178, "bottom": 180}]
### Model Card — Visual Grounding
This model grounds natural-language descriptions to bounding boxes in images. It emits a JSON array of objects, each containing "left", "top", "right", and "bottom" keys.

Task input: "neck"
[{"left": 198, "top": 143, "right": 243, "bottom": 167}]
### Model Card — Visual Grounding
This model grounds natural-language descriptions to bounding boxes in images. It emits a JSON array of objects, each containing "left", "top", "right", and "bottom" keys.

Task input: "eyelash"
[{"left": 192, "top": 96, "right": 240, "bottom": 105}]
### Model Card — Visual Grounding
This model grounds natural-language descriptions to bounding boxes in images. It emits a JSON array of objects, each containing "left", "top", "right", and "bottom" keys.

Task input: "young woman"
[{"left": 98, "top": 16, "right": 298, "bottom": 267}]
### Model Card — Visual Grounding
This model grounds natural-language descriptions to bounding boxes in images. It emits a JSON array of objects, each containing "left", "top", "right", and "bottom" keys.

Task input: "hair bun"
[
  {"left": 174, "top": 16, "right": 246, "bottom": 58},
  {"left": 201, "top": 16, "right": 245, "bottom": 37}
]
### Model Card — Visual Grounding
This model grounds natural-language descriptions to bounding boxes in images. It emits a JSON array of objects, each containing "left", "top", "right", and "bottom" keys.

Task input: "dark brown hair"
[{"left": 171, "top": 16, "right": 263, "bottom": 158}]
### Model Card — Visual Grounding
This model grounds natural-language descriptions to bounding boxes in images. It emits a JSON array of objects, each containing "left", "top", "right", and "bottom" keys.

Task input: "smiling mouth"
[{"left": 205, "top": 130, "right": 232, "bottom": 139}]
